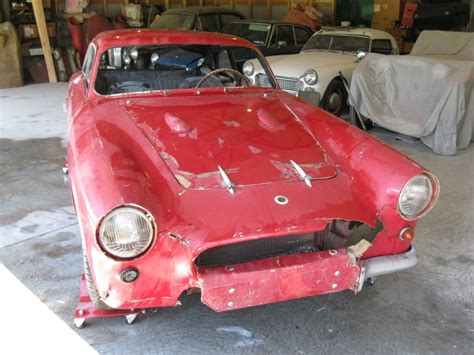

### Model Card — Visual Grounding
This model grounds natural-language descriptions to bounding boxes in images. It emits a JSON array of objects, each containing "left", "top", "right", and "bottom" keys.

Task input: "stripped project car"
[{"left": 67, "top": 30, "right": 439, "bottom": 327}]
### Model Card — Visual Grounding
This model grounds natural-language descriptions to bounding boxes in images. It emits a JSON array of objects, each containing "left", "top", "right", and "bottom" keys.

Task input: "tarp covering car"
[{"left": 350, "top": 31, "right": 474, "bottom": 155}]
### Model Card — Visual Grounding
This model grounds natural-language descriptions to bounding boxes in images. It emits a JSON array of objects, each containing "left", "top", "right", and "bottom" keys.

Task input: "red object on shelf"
[
  {"left": 401, "top": 2, "right": 418, "bottom": 28},
  {"left": 68, "top": 17, "right": 86, "bottom": 61}
]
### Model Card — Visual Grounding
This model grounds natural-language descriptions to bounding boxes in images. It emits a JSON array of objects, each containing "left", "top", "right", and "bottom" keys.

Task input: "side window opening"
[
  {"left": 371, "top": 39, "right": 393, "bottom": 55},
  {"left": 82, "top": 44, "right": 96, "bottom": 85},
  {"left": 294, "top": 27, "right": 311, "bottom": 46},
  {"left": 199, "top": 15, "right": 220, "bottom": 32},
  {"left": 276, "top": 25, "right": 295, "bottom": 46}
]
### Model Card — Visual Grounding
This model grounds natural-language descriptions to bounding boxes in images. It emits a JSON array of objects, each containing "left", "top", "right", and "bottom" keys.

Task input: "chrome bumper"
[{"left": 357, "top": 247, "right": 418, "bottom": 292}]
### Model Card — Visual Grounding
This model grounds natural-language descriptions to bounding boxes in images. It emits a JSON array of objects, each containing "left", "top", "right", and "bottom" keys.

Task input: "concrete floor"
[{"left": 0, "top": 83, "right": 473, "bottom": 354}]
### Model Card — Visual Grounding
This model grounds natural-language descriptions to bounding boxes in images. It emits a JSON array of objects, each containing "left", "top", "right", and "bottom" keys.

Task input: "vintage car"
[
  {"left": 150, "top": 6, "right": 245, "bottom": 32},
  {"left": 67, "top": 29, "right": 438, "bottom": 326},
  {"left": 245, "top": 27, "right": 398, "bottom": 116},
  {"left": 222, "top": 20, "right": 313, "bottom": 57}
]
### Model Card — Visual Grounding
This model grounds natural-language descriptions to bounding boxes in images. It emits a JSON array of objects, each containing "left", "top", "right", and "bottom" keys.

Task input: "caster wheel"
[
  {"left": 74, "top": 318, "right": 86, "bottom": 329},
  {"left": 367, "top": 277, "right": 376, "bottom": 286},
  {"left": 125, "top": 314, "right": 138, "bottom": 325}
]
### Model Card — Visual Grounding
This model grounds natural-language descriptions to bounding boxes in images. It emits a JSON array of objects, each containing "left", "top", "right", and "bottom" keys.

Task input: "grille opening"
[
  {"left": 196, "top": 220, "right": 382, "bottom": 268},
  {"left": 276, "top": 76, "right": 304, "bottom": 92}
]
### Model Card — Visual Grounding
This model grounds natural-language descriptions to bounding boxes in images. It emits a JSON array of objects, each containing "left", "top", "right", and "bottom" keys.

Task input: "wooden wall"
[{"left": 71, "top": 0, "right": 336, "bottom": 21}]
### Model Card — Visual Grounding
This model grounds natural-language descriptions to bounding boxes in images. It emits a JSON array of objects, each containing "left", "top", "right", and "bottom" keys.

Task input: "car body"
[
  {"left": 150, "top": 6, "right": 245, "bottom": 32},
  {"left": 222, "top": 20, "right": 313, "bottom": 57},
  {"left": 67, "top": 29, "right": 438, "bottom": 315},
  {"left": 246, "top": 27, "right": 399, "bottom": 116}
]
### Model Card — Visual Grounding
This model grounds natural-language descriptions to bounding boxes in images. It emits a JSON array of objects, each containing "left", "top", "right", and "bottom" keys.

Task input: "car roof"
[
  {"left": 317, "top": 27, "right": 394, "bottom": 40},
  {"left": 163, "top": 6, "right": 244, "bottom": 17},
  {"left": 227, "top": 19, "right": 312, "bottom": 28},
  {"left": 93, "top": 29, "right": 256, "bottom": 52}
]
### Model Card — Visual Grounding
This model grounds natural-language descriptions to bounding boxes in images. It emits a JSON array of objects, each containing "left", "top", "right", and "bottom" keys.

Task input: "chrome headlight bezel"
[
  {"left": 398, "top": 173, "right": 438, "bottom": 221},
  {"left": 98, "top": 206, "right": 155, "bottom": 259},
  {"left": 243, "top": 61, "right": 255, "bottom": 77},
  {"left": 303, "top": 69, "right": 318, "bottom": 85}
]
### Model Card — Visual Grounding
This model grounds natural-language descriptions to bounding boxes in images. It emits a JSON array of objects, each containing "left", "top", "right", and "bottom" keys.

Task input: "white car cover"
[{"left": 350, "top": 31, "right": 474, "bottom": 155}]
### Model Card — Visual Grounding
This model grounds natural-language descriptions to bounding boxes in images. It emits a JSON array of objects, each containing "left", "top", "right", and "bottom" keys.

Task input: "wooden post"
[
  {"left": 287, "top": 0, "right": 291, "bottom": 10},
  {"left": 183, "top": 0, "right": 187, "bottom": 7},
  {"left": 103, "top": 0, "right": 107, "bottom": 16},
  {"left": 267, "top": 0, "right": 272, "bottom": 19},
  {"left": 230, "top": 0, "right": 235, "bottom": 10},
  {"left": 31, "top": 0, "right": 57, "bottom": 83},
  {"left": 165, "top": 0, "right": 170, "bottom": 10}
]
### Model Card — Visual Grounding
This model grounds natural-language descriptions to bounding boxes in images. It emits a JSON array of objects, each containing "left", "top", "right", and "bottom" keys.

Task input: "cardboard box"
[
  {"left": 18, "top": 22, "right": 56, "bottom": 39},
  {"left": 372, "top": 0, "right": 401, "bottom": 24}
]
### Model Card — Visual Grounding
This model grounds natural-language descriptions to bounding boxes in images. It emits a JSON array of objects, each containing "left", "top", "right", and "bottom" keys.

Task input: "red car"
[{"left": 67, "top": 30, "right": 439, "bottom": 327}]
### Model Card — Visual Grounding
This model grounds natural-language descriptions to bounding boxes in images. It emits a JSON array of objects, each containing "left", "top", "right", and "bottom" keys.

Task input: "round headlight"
[
  {"left": 303, "top": 69, "right": 318, "bottom": 85},
  {"left": 243, "top": 61, "right": 254, "bottom": 77},
  {"left": 99, "top": 207, "right": 154, "bottom": 259},
  {"left": 398, "top": 174, "right": 436, "bottom": 220}
]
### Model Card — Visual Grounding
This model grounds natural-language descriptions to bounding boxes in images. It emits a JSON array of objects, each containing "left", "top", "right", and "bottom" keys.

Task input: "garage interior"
[{"left": 1, "top": 0, "right": 473, "bottom": 353}]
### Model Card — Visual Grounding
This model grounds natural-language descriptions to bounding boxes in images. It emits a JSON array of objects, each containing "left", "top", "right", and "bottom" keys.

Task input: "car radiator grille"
[
  {"left": 196, "top": 232, "right": 321, "bottom": 268},
  {"left": 276, "top": 76, "right": 303, "bottom": 92}
]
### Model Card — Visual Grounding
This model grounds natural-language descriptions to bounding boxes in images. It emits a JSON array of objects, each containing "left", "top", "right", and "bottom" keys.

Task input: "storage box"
[
  {"left": 18, "top": 22, "right": 56, "bottom": 39},
  {"left": 372, "top": 0, "right": 400, "bottom": 28}
]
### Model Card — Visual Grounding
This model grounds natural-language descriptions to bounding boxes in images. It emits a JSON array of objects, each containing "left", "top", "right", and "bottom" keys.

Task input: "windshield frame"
[
  {"left": 302, "top": 33, "right": 371, "bottom": 55},
  {"left": 91, "top": 43, "right": 278, "bottom": 98}
]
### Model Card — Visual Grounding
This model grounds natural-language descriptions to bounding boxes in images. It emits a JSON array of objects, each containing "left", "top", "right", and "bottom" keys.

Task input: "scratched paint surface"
[{"left": 0, "top": 83, "right": 472, "bottom": 353}]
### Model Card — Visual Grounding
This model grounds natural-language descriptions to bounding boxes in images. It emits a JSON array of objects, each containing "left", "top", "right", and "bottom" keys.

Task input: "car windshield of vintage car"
[
  {"left": 303, "top": 34, "right": 370, "bottom": 54},
  {"left": 94, "top": 44, "right": 275, "bottom": 95},
  {"left": 150, "top": 14, "right": 194, "bottom": 30},
  {"left": 222, "top": 23, "right": 271, "bottom": 46}
]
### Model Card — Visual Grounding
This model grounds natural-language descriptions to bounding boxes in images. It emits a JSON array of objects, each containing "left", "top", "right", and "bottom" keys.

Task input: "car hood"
[
  {"left": 267, "top": 51, "right": 356, "bottom": 77},
  {"left": 119, "top": 91, "right": 337, "bottom": 190}
]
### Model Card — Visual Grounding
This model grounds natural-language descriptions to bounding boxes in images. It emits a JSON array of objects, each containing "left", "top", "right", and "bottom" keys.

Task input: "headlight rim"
[
  {"left": 398, "top": 173, "right": 439, "bottom": 221},
  {"left": 97, "top": 205, "right": 156, "bottom": 260},
  {"left": 303, "top": 69, "right": 318, "bottom": 85},
  {"left": 243, "top": 61, "right": 255, "bottom": 77}
]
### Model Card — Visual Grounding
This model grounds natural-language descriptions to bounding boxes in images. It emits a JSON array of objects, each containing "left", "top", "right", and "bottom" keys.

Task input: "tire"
[
  {"left": 83, "top": 255, "right": 111, "bottom": 310},
  {"left": 321, "top": 79, "right": 347, "bottom": 117}
]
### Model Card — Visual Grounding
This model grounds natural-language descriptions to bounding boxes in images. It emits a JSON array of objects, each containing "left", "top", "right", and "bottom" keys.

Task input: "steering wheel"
[{"left": 195, "top": 68, "right": 251, "bottom": 88}]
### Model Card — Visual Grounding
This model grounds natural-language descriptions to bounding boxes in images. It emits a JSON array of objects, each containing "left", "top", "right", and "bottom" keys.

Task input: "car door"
[
  {"left": 370, "top": 39, "right": 395, "bottom": 54},
  {"left": 265, "top": 24, "right": 297, "bottom": 56},
  {"left": 197, "top": 14, "right": 220, "bottom": 32}
]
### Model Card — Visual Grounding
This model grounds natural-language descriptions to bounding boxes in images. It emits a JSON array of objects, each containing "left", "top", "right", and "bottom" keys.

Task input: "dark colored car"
[
  {"left": 222, "top": 20, "right": 313, "bottom": 57},
  {"left": 150, "top": 6, "right": 245, "bottom": 32}
]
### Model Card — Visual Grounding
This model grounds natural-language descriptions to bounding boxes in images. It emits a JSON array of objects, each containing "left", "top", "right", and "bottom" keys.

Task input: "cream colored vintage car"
[{"left": 244, "top": 28, "right": 398, "bottom": 116}]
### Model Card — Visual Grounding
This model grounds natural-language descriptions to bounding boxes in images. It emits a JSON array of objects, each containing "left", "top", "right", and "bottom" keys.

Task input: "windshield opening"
[
  {"left": 303, "top": 34, "right": 370, "bottom": 54},
  {"left": 151, "top": 14, "right": 194, "bottom": 30},
  {"left": 94, "top": 44, "right": 275, "bottom": 95},
  {"left": 222, "top": 23, "right": 271, "bottom": 46}
]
